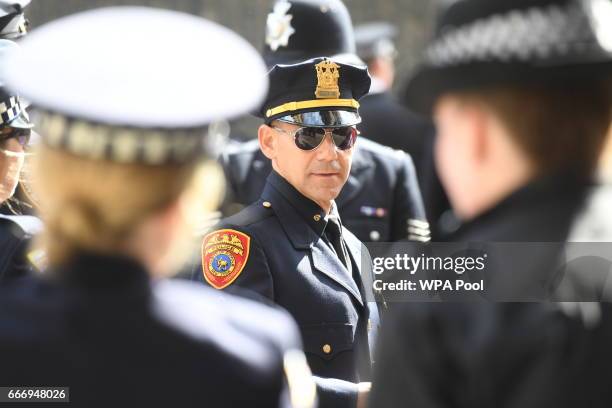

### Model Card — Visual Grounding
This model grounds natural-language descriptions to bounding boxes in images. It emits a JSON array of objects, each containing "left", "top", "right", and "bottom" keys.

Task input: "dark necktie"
[{"left": 325, "top": 215, "right": 350, "bottom": 271}]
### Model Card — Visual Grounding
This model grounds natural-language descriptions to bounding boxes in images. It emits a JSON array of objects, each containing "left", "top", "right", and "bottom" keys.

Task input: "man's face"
[
  {"left": 262, "top": 120, "right": 354, "bottom": 209},
  {"left": 0, "top": 136, "right": 25, "bottom": 202}
]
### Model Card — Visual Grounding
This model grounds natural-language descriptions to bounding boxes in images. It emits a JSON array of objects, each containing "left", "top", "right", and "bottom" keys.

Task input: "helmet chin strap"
[{"left": 0, "top": 149, "right": 32, "bottom": 158}]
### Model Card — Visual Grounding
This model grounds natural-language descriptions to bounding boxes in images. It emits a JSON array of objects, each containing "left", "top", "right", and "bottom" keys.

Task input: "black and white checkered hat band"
[
  {"left": 425, "top": 1, "right": 608, "bottom": 68},
  {"left": 0, "top": 96, "right": 22, "bottom": 125},
  {"left": 0, "top": 13, "right": 27, "bottom": 38},
  {"left": 37, "top": 111, "right": 212, "bottom": 164}
]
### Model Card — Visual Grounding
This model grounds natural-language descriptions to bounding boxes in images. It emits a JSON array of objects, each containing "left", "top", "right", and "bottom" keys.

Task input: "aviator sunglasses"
[
  {"left": 272, "top": 125, "right": 359, "bottom": 151},
  {"left": 0, "top": 127, "right": 31, "bottom": 148}
]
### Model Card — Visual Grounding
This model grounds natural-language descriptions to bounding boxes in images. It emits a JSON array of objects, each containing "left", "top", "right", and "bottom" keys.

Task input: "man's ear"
[{"left": 258, "top": 123, "right": 276, "bottom": 160}]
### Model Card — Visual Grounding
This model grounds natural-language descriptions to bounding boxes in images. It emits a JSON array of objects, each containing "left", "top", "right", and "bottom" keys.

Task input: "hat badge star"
[{"left": 266, "top": 1, "right": 296, "bottom": 51}]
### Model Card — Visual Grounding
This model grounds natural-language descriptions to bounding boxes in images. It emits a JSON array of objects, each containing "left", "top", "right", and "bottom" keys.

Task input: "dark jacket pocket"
[{"left": 300, "top": 322, "right": 355, "bottom": 361}]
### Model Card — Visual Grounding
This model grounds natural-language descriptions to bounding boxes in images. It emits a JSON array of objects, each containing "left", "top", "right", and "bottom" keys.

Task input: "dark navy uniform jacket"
[
  {"left": 0, "top": 214, "right": 42, "bottom": 284},
  {"left": 370, "top": 176, "right": 612, "bottom": 408},
  {"left": 220, "top": 137, "right": 430, "bottom": 243},
  {"left": 194, "top": 171, "right": 382, "bottom": 408},
  {"left": 0, "top": 252, "right": 315, "bottom": 408}
]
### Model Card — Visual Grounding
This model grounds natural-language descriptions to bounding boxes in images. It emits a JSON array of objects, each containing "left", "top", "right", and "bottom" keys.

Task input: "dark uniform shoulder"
[
  {"left": 152, "top": 281, "right": 317, "bottom": 408},
  {"left": 0, "top": 215, "right": 43, "bottom": 283},
  {"left": 221, "top": 199, "right": 276, "bottom": 228},
  {"left": 0, "top": 278, "right": 317, "bottom": 408},
  {"left": 218, "top": 140, "right": 271, "bottom": 213},
  {"left": 152, "top": 279, "right": 301, "bottom": 353},
  {"left": 220, "top": 139, "right": 261, "bottom": 169},
  {"left": 356, "top": 136, "right": 414, "bottom": 167}
]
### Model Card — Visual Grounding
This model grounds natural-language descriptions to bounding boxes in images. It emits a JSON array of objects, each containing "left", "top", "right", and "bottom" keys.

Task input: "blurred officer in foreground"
[
  {"left": 0, "top": 7, "right": 316, "bottom": 408},
  {"left": 370, "top": 0, "right": 612, "bottom": 407},
  {"left": 355, "top": 22, "right": 433, "bottom": 170},
  {"left": 197, "top": 57, "right": 378, "bottom": 408},
  {"left": 221, "top": 0, "right": 430, "bottom": 244},
  {"left": 0, "top": 39, "right": 40, "bottom": 284}
]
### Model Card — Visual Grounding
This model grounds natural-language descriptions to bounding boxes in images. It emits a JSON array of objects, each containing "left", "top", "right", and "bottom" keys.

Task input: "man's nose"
[{"left": 316, "top": 130, "right": 338, "bottom": 160}]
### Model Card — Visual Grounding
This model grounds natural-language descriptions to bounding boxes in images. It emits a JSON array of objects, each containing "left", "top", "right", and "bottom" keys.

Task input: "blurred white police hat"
[
  {"left": 3, "top": 6, "right": 269, "bottom": 163},
  {"left": 0, "top": 38, "right": 31, "bottom": 129}
]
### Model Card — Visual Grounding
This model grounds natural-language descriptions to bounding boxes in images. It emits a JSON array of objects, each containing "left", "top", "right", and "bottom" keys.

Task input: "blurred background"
[{"left": 26, "top": 0, "right": 436, "bottom": 92}]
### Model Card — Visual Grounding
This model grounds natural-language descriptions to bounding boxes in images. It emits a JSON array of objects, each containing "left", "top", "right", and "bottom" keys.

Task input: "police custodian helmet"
[
  {"left": 263, "top": 0, "right": 359, "bottom": 66},
  {"left": 404, "top": 0, "right": 612, "bottom": 114}
]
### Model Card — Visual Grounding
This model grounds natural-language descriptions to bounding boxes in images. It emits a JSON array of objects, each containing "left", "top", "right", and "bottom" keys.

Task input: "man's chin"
[{"left": 311, "top": 188, "right": 341, "bottom": 203}]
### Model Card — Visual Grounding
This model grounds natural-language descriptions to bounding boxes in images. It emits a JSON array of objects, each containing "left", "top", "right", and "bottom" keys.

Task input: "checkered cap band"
[
  {"left": 425, "top": 1, "right": 601, "bottom": 67},
  {"left": 0, "top": 13, "right": 27, "bottom": 39},
  {"left": 0, "top": 95, "right": 21, "bottom": 125},
  {"left": 37, "top": 111, "right": 211, "bottom": 164}
]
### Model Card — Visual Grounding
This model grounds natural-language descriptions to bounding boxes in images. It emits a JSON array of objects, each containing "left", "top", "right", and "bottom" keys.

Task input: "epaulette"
[{"left": 222, "top": 199, "right": 275, "bottom": 228}]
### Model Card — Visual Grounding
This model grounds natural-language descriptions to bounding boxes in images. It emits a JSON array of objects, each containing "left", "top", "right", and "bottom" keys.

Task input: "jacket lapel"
[
  {"left": 342, "top": 233, "right": 383, "bottom": 351},
  {"left": 311, "top": 241, "right": 364, "bottom": 306}
]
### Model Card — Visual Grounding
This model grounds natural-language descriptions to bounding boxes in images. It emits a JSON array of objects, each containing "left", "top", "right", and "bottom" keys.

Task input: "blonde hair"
[{"left": 32, "top": 144, "right": 224, "bottom": 266}]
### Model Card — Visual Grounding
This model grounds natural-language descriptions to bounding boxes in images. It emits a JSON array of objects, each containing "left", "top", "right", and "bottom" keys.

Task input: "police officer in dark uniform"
[
  {"left": 354, "top": 22, "right": 434, "bottom": 171},
  {"left": 370, "top": 0, "right": 612, "bottom": 406},
  {"left": 197, "top": 57, "right": 379, "bottom": 408},
  {"left": 0, "top": 1, "right": 41, "bottom": 282},
  {"left": 0, "top": 7, "right": 316, "bottom": 408},
  {"left": 0, "top": 39, "right": 40, "bottom": 284},
  {"left": 0, "top": 0, "right": 39, "bottom": 218},
  {"left": 220, "top": 0, "right": 430, "bottom": 244},
  {"left": 354, "top": 21, "right": 453, "bottom": 241}
]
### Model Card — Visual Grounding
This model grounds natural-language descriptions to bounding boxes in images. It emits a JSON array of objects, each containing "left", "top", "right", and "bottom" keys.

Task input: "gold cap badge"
[{"left": 315, "top": 59, "right": 340, "bottom": 99}]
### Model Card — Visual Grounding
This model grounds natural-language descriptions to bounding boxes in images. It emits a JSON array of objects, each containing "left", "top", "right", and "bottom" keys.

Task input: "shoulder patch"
[{"left": 201, "top": 228, "right": 251, "bottom": 289}]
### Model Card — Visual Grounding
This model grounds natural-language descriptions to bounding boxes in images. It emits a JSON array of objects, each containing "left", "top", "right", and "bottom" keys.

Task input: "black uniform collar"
[
  {"left": 51, "top": 251, "right": 151, "bottom": 297},
  {"left": 266, "top": 170, "right": 331, "bottom": 233},
  {"left": 448, "top": 173, "right": 591, "bottom": 242}
]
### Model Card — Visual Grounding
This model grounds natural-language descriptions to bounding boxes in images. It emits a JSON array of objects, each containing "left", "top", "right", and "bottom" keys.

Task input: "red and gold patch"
[{"left": 201, "top": 229, "right": 251, "bottom": 289}]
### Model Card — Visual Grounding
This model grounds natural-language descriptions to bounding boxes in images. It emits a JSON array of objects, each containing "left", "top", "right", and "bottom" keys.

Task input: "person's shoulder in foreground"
[
  {"left": 0, "top": 270, "right": 315, "bottom": 408},
  {"left": 0, "top": 213, "right": 42, "bottom": 283}
]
